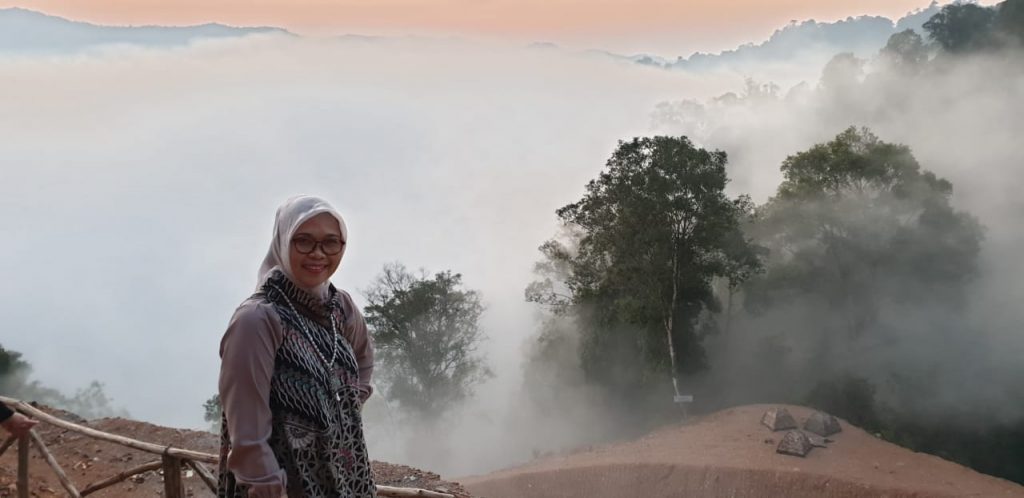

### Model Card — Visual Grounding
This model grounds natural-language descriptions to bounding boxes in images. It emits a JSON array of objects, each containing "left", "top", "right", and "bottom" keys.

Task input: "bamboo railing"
[{"left": 0, "top": 396, "right": 453, "bottom": 498}]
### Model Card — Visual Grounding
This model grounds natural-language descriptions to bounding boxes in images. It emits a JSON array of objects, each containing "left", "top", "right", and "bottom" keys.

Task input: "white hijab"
[{"left": 257, "top": 195, "right": 348, "bottom": 298}]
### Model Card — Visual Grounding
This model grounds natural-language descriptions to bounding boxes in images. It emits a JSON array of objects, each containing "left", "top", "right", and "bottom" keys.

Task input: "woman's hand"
[{"left": 1, "top": 413, "right": 39, "bottom": 438}]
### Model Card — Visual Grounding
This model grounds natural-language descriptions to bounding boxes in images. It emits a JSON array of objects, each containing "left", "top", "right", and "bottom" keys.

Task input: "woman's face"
[{"left": 288, "top": 212, "right": 345, "bottom": 289}]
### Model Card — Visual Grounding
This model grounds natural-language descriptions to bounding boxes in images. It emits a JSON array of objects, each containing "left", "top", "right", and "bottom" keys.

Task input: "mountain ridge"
[
  {"left": 598, "top": 1, "right": 943, "bottom": 69},
  {"left": 0, "top": 7, "right": 290, "bottom": 53},
  {"left": 2, "top": 2, "right": 944, "bottom": 67}
]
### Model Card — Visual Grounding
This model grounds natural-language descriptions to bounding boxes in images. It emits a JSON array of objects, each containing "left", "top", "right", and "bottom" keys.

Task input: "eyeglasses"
[{"left": 291, "top": 236, "right": 345, "bottom": 255}]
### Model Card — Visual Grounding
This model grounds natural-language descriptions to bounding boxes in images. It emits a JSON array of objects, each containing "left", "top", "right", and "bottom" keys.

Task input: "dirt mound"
[
  {"left": 0, "top": 406, "right": 471, "bottom": 497},
  {"left": 461, "top": 404, "right": 1024, "bottom": 498}
]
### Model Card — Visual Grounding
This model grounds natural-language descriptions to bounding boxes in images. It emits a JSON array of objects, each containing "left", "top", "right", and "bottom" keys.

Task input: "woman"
[{"left": 218, "top": 195, "right": 375, "bottom": 498}]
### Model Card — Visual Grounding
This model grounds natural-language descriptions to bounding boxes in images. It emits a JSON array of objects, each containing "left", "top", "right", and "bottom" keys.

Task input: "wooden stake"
[
  {"left": 376, "top": 485, "right": 455, "bottom": 498},
  {"left": 184, "top": 459, "right": 218, "bottom": 494},
  {"left": 17, "top": 434, "right": 28, "bottom": 498},
  {"left": 80, "top": 460, "right": 162, "bottom": 496},
  {"left": 162, "top": 454, "right": 183, "bottom": 498},
  {"left": 28, "top": 429, "right": 82, "bottom": 497}
]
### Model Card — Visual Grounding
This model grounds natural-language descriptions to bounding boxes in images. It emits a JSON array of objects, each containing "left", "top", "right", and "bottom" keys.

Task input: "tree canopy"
[
  {"left": 922, "top": 0, "right": 1024, "bottom": 54},
  {"left": 528, "top": 136, "right": 762, "bottom": 402},
  {"left": 363, "top": 264, "right": 490, "bottom": 421},
  {"left": 1, "top": 344, "right": 127, "bottom": 419},
  {"left": 748, "top": 127, "right": 983, "bottom": 335},
  {"left": 879, "top": 29, "right": 929, "bottom": 73}
]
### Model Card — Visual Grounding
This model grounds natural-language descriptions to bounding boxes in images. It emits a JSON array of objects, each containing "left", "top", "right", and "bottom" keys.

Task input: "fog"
[
  {"left": 0, "top": 34, "right": 753, "bottom": 462},
  {"left": 2, "top": 20, "right": 1022, "bottom": 479},
  {"left": 648, "top": 50, "right": 1024, "bottom": 428}
]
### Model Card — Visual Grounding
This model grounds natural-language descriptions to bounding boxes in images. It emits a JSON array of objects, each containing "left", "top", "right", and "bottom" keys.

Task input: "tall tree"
[
  {"left": 528, "top": 136, "right": 761, "bottom": 400},
  {"left": 995, "top": 0, "right": 1024, "bottom": 46},
  {"left": 63, "top": 381, "right": 128, "bottom": 420},
  {"left": 1, "top": 344, "right": 127, "bottom": 418},
  {"left": 203, "top": 394, "right": 222, "bottom": 433},
  {"left": 879, "top": 29, "right": 929, "bottom": 73},
  {"left": 819, "top": 53, "right": 865, "bottom": 94},
  {"left": 748, "top": 127, "right": 983, "bottom": 337},
  {"left": 0, "top": 345, "right": 31, "bottom": 394},
  {"left": 363, "top": 264, "right": 490, "bottom": 421},
  {"left": 923, "top": 2, "right": 997, "bottom": 53}
]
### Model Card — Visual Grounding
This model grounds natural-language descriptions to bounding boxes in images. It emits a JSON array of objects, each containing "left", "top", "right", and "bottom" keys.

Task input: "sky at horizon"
[{"left": 0, "top": 0, "right": 1004, "bottom": 55}]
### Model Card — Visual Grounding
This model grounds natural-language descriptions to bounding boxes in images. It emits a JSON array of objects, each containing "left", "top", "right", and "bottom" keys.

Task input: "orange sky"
[{"left": 0, "top": 0, "right": 1002, "bottom": 54}]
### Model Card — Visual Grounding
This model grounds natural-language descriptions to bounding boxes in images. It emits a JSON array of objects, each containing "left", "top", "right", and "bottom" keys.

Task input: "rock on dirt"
[
  {"left": 804, "top": 411, "right": 842, "bottom": 437},
  {"left": 761, "top": 406, "right": 798, "bottom": 431},
  {"left": 776, "top": 430, "right": 813, "bottom": 457}
]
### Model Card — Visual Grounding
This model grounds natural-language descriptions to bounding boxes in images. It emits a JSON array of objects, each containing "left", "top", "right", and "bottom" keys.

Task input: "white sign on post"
[{"left": 673, "top": 394, "right": 694, "bottom": 420}]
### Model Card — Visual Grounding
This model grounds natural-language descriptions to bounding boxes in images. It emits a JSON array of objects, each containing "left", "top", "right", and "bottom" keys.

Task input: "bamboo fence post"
[
  {"left": 0, "top": 435, "right": 15, "bottom": 458},
  {"left": 161, "top": 454, "right": 184, "bottom": 498},
  {"left": 184, "top": 459, "right": 218, "bottom": 493},
  {"left": 0, "top": 397, "right": 217, "bottom": 464},
  {"left": 17, "top": 434, "right": 28, "bottom": 498},
  {"left": 376, "top": 485, "right": 455, "bottom": 498},
  {"left": 28, "top": 429, "right": 81, "bottom": 498},
  {"left": 80, "top": 459, "right": 162, "bottom": 496}
]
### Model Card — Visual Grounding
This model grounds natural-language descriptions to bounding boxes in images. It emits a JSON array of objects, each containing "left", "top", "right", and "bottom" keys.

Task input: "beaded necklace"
[{"left": 266, "top": 282, "right": 342, "bottom": 401}]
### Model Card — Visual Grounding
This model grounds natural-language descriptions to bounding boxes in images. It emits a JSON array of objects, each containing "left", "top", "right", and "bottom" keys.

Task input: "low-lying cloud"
[{"left": 2, "top": 26, "right": 1021, "bottom": 479}]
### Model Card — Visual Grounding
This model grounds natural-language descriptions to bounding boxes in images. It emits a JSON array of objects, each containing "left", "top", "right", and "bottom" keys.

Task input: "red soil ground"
[
  {"left": 5, "top": 404, "right": 1023, "bottom": 498},
  {"left": 461, "top": 404, "right": 1024, "bottom": 498}
]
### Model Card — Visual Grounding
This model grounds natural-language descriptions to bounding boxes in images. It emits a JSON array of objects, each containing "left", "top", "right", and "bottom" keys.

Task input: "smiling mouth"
[{"left": 303, "top": 264, "right": 327, "bottom": 273}]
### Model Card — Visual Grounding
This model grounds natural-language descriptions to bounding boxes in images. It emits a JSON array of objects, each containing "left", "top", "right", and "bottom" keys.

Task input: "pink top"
[{"left": 218, "top": 289, "right": 374, "bottom": 498}]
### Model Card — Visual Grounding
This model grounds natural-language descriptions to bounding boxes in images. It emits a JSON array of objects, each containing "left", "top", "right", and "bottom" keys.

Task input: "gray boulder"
[
  {"left": 804, "top": 411, "right": 842, "bottom": 436},
  {"left": 776, "top": 430, "right": 814, "bottom": 457},
  {"left": 761, "top": 407, "right": 798, "bottom": 431}
]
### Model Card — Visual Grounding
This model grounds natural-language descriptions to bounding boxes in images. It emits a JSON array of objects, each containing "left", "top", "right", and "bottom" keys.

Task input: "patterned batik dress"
[{"left": 219, "top": 272, "right": 376, "bottom": 498}]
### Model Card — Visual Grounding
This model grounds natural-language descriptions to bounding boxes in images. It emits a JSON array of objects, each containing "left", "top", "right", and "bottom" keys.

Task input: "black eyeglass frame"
[{"left": 291, "top": 236, "right": 346, "bottom": 255}]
